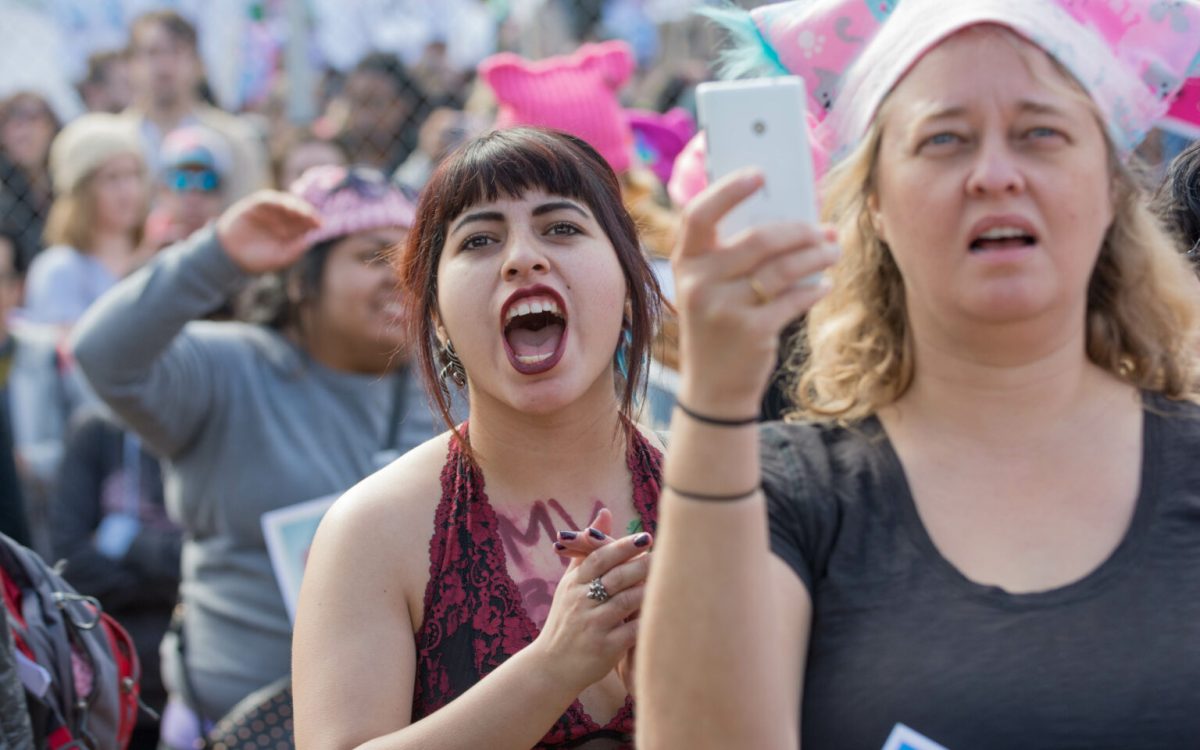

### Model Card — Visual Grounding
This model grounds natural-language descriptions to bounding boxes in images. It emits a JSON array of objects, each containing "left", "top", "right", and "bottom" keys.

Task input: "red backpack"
[{"left": 0, "top": 533, "right": 140, "bottom": 749}]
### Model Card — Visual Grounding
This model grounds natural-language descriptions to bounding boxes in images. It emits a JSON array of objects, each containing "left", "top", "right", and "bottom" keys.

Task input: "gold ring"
[{"left": 748, "top": 277, "right": 771, "bottom": 305}]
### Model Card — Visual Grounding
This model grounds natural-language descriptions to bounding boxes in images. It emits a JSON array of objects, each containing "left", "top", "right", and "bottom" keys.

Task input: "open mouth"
[
  {"left": 501, "top": 288, "right": 568, "bottom": 375},
  {"left": 969, "top": 226, "right": 1038, "bottom": 253}
]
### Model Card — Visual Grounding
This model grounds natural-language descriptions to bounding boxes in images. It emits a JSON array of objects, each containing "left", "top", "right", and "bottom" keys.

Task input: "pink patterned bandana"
[
  {"left": 670, "top": 0, "right": 1200, "bottom": 204},
  {"left": 289, "top": 164, "right": 416, "bottom": 247},
  {"left": 756, "top": 0, "right": 1200, "bottom": 162}
]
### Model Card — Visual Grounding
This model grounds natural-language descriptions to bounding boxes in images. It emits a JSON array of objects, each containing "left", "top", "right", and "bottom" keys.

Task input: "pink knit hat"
[
  {"left": 479, "top": 40, "right": 636, "bottom": 173},
  {"left": 627, "top": 107, "right": 696, "bottom": 184},
  {"left": 288, "top": 164, "right": 416, "bottom": 247}
]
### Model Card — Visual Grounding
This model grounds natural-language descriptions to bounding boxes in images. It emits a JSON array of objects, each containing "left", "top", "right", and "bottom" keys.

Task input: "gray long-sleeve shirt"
[{"left": 71, "top": 227, "right": 439, "bottom": 719}]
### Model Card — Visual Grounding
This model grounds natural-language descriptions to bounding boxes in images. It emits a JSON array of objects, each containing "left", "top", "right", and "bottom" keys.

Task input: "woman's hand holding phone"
[{"left": 671, "top": 169, "right": 838, "bottom": 419}]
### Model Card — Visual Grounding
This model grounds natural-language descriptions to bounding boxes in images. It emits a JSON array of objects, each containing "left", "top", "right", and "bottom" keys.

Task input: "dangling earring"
[
  {"left": 614, "top": 321, "right": 633, "bottom": 381},
  {"left": 438, "top": 338, "right": 467, "bottom": 387}
]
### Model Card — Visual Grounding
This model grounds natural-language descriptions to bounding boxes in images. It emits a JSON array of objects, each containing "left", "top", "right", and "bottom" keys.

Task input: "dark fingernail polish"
[
  {"left": 588, "top": 528, "right": 606, "bottom": 541},
  {"left": 558, "top": 530, "right": 578, "bottom": 540},
  {"left": 553, "top": 542, "right": 566, "bottom": 551},
  {"left": 634, "top": 533, "right": 651, "bottom": 548}
]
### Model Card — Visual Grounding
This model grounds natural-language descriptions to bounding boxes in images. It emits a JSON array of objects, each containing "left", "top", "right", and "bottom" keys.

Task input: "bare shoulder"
[
  {"left": 327, "top": 431, "right": 453, "bottom": 532},
  {"left": 310, "top": 432, "right": 453, "bottom": 622}
]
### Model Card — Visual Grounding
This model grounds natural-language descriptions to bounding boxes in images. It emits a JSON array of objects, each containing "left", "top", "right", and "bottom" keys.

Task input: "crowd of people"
[{"left": 0, "top": 0, "right": 1199, "bottom": 749}]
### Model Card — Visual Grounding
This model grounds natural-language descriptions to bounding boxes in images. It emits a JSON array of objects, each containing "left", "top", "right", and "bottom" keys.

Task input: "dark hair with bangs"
[{"left": 397, "top": 126, "right": 663, "bottom": 447}]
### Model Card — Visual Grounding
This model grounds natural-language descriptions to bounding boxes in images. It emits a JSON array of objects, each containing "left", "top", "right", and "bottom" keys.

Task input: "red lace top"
[{"left": 412, "top": 426, "right": 662, "bottom": 749}]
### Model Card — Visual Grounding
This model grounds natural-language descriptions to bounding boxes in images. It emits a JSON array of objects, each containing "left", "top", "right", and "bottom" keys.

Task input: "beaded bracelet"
[
  {"left": 664, "top": 483, "right": 761, "bottom": 502},
  {"left": 675, "top": 401, "right": 758, "bottom": 427}
]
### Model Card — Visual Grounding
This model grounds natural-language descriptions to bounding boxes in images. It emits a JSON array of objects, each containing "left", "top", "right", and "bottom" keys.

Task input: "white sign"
[{"left": 261, "top": 494, "right": 338, "bottom": 623}]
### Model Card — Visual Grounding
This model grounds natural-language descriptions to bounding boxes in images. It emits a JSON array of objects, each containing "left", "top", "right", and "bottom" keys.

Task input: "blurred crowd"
[
  {"left": 0, "top": 2, "right": 729, "bottom": 746},
  {"left": 0, "top": 1, "right": 1196, "bottom": 749}
]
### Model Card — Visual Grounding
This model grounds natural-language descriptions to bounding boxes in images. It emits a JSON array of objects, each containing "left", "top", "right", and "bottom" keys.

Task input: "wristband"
[
  {"left": 664, "top": 483, "right": 761, "bottom": 502},
  {"left": 675, "top": 401, "right": 758, "bottom": 427}
]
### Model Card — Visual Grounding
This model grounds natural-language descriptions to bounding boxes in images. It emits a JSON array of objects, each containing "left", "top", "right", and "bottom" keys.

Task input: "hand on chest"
[{"left": 492, "top": 497, "right": 640, "bottom": 629}]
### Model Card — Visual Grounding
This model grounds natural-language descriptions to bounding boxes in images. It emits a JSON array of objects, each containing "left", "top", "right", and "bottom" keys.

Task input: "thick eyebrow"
[
  {"left": 532, "top": 200, "right": 590, "bottom": 220},
  {"left": 451, "top": 210, "right": 504, "bottom": 234},
  {"left": 451, "top": 201, "right": 591, "bottom": 234}
]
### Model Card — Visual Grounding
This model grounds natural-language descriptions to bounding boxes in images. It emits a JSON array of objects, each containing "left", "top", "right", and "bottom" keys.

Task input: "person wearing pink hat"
[
  {"left": 69, "top": 163, "right": 440, "bottom": 748},
  {"left": 636, "top": 1, "right": 1200, "bottom": 748},
  {"left": 293, "top": 128, "right": 666, "bottom": 750}
]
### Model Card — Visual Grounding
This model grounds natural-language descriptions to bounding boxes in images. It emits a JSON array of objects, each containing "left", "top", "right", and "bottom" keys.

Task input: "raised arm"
[
  {"left": 636, "top": 171, "right": 838, "bottom": 749},
  {"left": 70, "top": 192, "right": 318, "bottom": 458}
]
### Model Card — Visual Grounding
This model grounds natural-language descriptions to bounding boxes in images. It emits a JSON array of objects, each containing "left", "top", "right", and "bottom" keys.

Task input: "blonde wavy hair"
[
  {"left": 788, "top": 30, "right": 1200, "bottom": 423},
  {"left": 44, "top": 170, "right": 146, "bottom": 253}
]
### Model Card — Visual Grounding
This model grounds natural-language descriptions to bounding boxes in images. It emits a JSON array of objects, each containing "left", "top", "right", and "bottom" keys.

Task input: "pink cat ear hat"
[
  {"left": 627, "top": 107, "right": 697, "bottom": 184},
  {"left": 480, "top": 40, "right": 638, "bottom": 173},
  {"left": 669, "top": 0, "right": 1200, "bottom": 207}
]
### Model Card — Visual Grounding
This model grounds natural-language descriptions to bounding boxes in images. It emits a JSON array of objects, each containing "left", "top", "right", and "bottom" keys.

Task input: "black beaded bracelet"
[
  {"left": 675, "top": 401, "right": 758, "bottom": 427},
  {"left": 665, "top": 483, "right": 761, "bottom": 502}
]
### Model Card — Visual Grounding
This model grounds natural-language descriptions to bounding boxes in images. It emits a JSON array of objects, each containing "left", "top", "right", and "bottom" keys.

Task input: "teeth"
[
  {"left": 516, "top": 352, "right": 553, "bottom": 364},
  {"left": 505, "top": 296, "right": 563, "bottom": 324},
  {"left": 978, "top": 226, "right": 1029, "bottom": 240}
]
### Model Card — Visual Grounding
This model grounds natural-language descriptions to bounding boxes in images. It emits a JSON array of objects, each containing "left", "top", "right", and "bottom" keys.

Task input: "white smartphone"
[{"left": 697, "top": 76, "right": 818, "bottom": 241}]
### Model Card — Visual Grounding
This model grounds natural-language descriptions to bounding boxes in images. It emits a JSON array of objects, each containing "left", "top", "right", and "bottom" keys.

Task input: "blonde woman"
[
  {"left": 25, "top": 113, "right": 147, "bottom": 327},
  {"left": 638, "top": 1, "right": 1200, "bottom": 748}
]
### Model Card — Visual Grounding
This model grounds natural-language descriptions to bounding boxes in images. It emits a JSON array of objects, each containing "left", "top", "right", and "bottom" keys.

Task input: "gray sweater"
[{"left": 71, "top": 227, "right": 439, "bottom": 719}]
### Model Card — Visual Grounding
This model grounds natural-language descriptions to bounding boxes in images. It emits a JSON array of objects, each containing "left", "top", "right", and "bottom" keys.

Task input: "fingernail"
[
  {"left": 634, "top": 533, "right": 651, "bottom": 548},
  {"left": 553, "top": 542, "right": 566, "bottom": 551},
  {"left": 558, "top": 530, "right": 578, "bottom": 540},
  {"left": 739, "top": 168, "right": 763, "bottom": 188},
  {"left": 588, "top": 528, "right": 606, "bottom": 541}
]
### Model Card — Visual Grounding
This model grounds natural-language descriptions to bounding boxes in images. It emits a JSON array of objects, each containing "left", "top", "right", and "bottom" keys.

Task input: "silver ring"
[{"left": 586, "top": 577, "right": 610, "bottom": 603}]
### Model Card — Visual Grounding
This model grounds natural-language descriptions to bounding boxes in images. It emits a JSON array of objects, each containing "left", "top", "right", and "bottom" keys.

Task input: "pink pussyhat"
[
  {"left": 479, "top": 40, "right": 637, "bottom": 173},
  {"left": 289, "top": 164, "right": 416, "bottom": 247},
  {"left": 627, "top": 107, "right": 697, "bottom": 184},
  {"left": 668, "top": 0, "right": 1200, "bottom": 206}
]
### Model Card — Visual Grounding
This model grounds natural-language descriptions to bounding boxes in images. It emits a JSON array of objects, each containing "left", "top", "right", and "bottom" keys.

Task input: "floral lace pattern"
[{"left": 412, "top": 425, "right": 662, "bottom": 748}]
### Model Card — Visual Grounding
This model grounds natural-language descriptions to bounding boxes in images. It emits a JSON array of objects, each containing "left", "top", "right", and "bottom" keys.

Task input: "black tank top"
[{"left": 762, "top": 393, "right": 1200, "bottom": 749}]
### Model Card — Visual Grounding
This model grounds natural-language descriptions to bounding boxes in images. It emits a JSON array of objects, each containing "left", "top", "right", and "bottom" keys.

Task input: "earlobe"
[{"left": 866, "top": 194, "right": 886, "bottom": 242}]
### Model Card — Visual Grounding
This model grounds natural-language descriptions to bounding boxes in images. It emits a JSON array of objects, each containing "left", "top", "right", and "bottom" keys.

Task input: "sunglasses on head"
[{"left": 166, "top": 168, "right": 220, "bottom": 193}]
